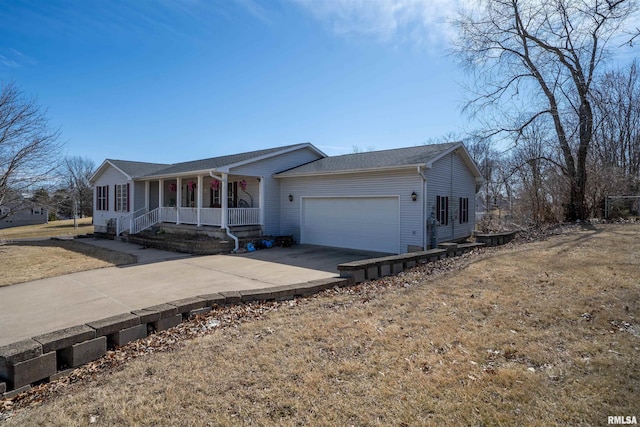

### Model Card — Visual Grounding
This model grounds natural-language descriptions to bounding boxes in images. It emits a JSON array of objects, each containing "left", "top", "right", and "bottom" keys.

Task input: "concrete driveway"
[{"left": 0, "top": 240, "right": 384, "bottom": 346}]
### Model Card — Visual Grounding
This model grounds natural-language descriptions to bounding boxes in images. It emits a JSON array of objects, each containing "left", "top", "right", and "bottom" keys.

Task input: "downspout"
[
  {"left": 209, "top": 170, "right": 239, "bottom": 252},
  {"left": 418, "top": 165, "right": 427, "bottom": 250}
]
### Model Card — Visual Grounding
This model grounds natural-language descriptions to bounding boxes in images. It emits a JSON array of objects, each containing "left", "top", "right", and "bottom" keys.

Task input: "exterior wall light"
[
  {"left": 288, "top": 194, "right": 293, "bottom": 202},
  {"left": 411, "top": 192, "right": 417, "bottom": 202}
]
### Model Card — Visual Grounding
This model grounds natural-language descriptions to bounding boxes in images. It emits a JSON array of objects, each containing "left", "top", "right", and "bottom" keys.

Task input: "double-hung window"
[
  {"left": 115, "top": 184, "right": 129, "bottom": 212},
  {"left": 96, "top": 185, "right": 109, "bottom": 211},
  {"left": 459, "top": 198, "right": 469, "bottom": 224}
]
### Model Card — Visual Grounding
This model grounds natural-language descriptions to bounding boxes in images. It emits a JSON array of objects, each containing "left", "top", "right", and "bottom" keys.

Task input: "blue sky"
[{"left": 2, "top": 1, "right": 490, "bottom": 166}]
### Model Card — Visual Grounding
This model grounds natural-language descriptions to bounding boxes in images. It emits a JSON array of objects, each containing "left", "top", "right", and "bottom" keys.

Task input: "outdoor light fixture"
[
  {"left": 411, "top": 192, "right": 417, "bottom": 201},
  {"left": 288, "top": 194, "right": 293, "bottom": 202}
]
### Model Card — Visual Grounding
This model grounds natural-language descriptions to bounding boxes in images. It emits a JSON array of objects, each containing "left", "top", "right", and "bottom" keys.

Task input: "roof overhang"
[
  {"left": 274, "top": 163, "right": 426, "bottom": 179},
  {"left": 217, "top": 143, "right": 326, "bottom": 174},
  {"left": 89, "top": 160, "right": 133, "bottom": 183},
  {"left": 141, "top": 143, "right": 327, "bottom": 180}
]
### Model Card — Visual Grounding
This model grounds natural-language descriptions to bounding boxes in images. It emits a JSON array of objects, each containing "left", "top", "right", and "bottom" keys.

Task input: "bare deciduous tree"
[
  {"left": 0, "top": 82, "right": 63, "bottom": 220},
  {"left": 592, "top": 60, "right": 640, "bottom": 185},
  {"left": 453, "top": 0, "right": 639, "bottom": 221},
  {"left": 64, "top": 156, "right": 95, "bottom": 219}
]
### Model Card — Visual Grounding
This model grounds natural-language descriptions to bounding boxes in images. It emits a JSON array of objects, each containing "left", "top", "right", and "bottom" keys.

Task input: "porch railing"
[
  {"left": 200, "top": 208, "right": 222, "bottom": 226},
  {"left": 116, "top": 207, "right": 146, "bottom": 235},
  {"left": 124, "top": 206, "right": 261, "bottom": 235},
  {"left": 130, "top": 207, "right": 162, "bottom": 235},
  {"left": 228, "top": 208, "right": 260, "bottom": 226},
  {"left": 177, "top": 207, "right": 197, "bottom": 224},
  {"left": 161, "top": 207, "right": 177, "bottom": 223}
]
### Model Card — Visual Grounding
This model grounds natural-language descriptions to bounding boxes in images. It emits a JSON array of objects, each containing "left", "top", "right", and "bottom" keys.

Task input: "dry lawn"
[
  {"left": 2, "top": 223, "right": 639, "bottom": 426},
  {"left": 0, "top": 218, "right": 94, "bottom": 240},
  {"left": 0, "top": 240, "right": 136, "bottom": 287}
]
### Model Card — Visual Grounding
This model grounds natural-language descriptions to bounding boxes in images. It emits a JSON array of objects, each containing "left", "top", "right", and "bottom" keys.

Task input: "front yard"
[
  {"left": 2, "top": 223, "right": 639, "bottom": 425},
  {"left": 0, "top": 219, "right": 135, "bottom": 287},
  {"left": 0, "top": 240, "right": 136, "bottom": 287}
]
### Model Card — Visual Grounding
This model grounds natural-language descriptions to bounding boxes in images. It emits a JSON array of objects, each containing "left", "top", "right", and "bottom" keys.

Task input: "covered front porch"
[{"left": 119, "top": 173, "right": 264, "bottom": 236}]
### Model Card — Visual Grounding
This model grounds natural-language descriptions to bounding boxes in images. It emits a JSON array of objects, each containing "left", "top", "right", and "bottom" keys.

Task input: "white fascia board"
[
  {"left": 274, "top": 164, "right": 425, "bottom": 179},
  {"left": 141, "top": 169, "right": 215, "bottom": 180},
  {"left": 89, "top": 160, "right": 111, "bottom": 183},
  {"left": 220, "top": 143, "right": 326, "bottom": 173},
  {"left": 141, "top": 144, "right": 326, "bottom": 179},
  {"left": 424, "top": 142, "right": 463, "bottom": 169},
  {"left": 457, "top": 144, "right": 484, "bottom": 179},
  {"left": 425, "top": 142, "right": 484, "bottom": 179},
  {"left": 89, "top": 160, "right": 132, "bottom": 183}
]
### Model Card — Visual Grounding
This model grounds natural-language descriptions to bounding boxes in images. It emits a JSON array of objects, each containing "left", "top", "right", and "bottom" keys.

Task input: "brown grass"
[
  {"left": 0, "top": 218, "right": 94, "bottom": 240},
  {"left": 0, "top": 240, "right": 136, "bottom": 287},
  {"left": 3, "top": 223, "right": 639, "bottom": 426}
]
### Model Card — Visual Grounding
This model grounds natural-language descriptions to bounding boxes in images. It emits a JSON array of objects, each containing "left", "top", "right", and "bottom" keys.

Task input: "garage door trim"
[{"left": 300, "top": 195, "right": 401, "bottom": 254}]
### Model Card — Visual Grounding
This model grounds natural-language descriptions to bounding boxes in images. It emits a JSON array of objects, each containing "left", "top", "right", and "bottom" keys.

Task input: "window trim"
[
  {"left": 96, "top": 185, "right": 109, "bottom": 211},
  {"left": 114, "top": 183, "right": 129, "bottom": 212}
]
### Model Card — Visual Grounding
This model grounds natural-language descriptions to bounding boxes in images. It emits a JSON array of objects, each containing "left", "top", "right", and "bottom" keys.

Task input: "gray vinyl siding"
[
  {"left": 230, "top": 147, "right": 323, "bottom": 235},
  {"left": 0, "top": 208, "right": 48, "bottom": 229},
  {"left": 149, "top": 181, "right": 160, "bottom": 210},
  {"left": 279, "top": 169, "right": 424, "bottom": 254},
  {"left": 426, "top": 150, "right": 476, "bottom": 242},
  {"left": 92, "top": 166, "right": 131, "bottom": 231},
  {"left": 134, "top": 181, "right": 145, "bottom": 211}
]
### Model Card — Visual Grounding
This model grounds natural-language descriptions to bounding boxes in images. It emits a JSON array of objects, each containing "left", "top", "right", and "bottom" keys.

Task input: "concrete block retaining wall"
[
  {"left": 0, "top": 277, "right": 348, "bottom": 397},
  {"left": 474, "top": 231, "right": 518, "bottom": 247},
  {"left": 0, "top": 241, "right": 487, "bottom": 398},
  {"left": 337, "top": 242, "right": 485, "bottom": 284}
]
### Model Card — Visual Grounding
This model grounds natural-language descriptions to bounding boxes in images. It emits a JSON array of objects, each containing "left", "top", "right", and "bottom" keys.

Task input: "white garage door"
[{"left": 301, "top": 197, "right": 400, "bottom": 254}]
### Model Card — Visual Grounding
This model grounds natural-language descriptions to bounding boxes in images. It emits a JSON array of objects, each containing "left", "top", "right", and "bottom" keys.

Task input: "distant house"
[
  {"left": 0, "top": 203, "right": 49, "bottom": 229},
  {"left": 90, "top": 142, "right": 482, "bottom": 254}
]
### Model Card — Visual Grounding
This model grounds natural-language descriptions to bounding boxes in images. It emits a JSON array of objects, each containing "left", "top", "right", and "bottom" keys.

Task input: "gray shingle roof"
[
  {"left": 108, "top": 160, "right": 171, "bottom": 179},
  {"left": 276, "top": 142, "right": 460, "bottom": 176},
  {"left": 142, "top": 143, "right": 308, "bottom": 177},
  {"left": 104, "top": 143, "right": 313, "bottom": 180}
]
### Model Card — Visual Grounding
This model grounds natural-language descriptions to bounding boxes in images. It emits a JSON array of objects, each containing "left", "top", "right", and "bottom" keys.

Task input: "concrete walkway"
[{"left": 0, "top": 239, "right": 381, "bottom": 346}]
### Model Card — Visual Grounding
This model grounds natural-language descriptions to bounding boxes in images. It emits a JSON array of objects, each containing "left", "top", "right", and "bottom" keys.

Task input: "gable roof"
[
  {"left": 90, "top": 143, "right": 325, "bottom": 182},
  {"left": 108, "top": 160, "right": 171, "bottom": 179},
  {"left": 275, "top": 142, "right": 476, "bottom": 177},
  {"left": 90, "top": 159, "right": 170, "bottom": 182},
  {"left": 145, "top": 143, "right": 322, "bottom": 178}
]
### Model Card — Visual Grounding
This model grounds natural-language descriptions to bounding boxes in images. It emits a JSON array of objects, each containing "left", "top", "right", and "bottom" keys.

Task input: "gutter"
[{"left": 274, "top": 163, "right": 427, "bottom": 179}]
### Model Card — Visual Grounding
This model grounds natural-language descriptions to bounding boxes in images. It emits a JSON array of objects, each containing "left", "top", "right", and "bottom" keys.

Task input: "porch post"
[
  {"left": 258, "top": 177, "right": 264, "bottom": 225},
  {"left": 221, "top": 173, "right": 228, "bottom": 228},
  {"left": 159, "top": 179, "right": 164, "bottom": 222},
  {"left": 144, "top": 181, "right": 150, "bottom": 212},
  {"left": 197, "top": 175, "right": 203, "bottom": 226},
  {"left": 176, "top": 177, "right": 182, "bottom": 224}
]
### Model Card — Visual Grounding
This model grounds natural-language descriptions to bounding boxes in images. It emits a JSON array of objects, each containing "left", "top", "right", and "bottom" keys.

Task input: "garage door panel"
[{"left": 301, "top": 197, "right": 399, "bottom": 253}]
